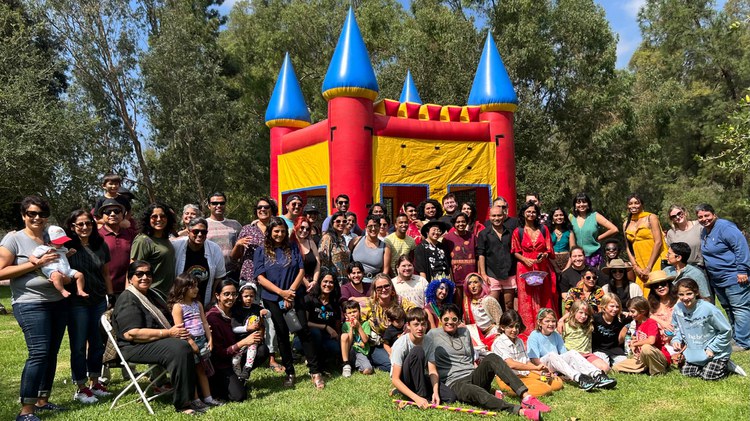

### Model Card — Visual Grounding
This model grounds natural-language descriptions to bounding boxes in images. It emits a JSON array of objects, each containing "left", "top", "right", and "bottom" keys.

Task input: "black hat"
[
  {"left": 304, "top": 204, "right": 319, "bottom": 214},
  {"left": 286, "top": 194, "right": 303, "bottom": 205},
  {"left": 420, "top": 220, "right": 451, "bottom": 238},
  {"left": 98, "top": 198, "right": 126, "bottom": 217}
]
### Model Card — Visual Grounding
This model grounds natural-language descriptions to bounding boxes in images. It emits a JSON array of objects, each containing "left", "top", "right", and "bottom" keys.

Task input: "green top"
[
  {"left": 570, "top": 212, "right": 600, "bottom": 256},
  {"left": 342, "top": 320, "right": 372, "bottom": 356},
  {"left": 130, "top": 234, "right": 175, "bottom": 299},
  {"left": 562, "top": 324, "right": 592, "bottom": 353}
]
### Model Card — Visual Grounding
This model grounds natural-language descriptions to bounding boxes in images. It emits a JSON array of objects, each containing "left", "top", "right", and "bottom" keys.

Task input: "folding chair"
[{"left": 100, "top": 314, "right": 171, "bottom": 414}]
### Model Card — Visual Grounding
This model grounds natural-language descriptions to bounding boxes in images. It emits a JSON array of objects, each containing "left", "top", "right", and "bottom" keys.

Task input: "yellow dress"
[{"left": 625, "top": 212, "right": 668, "bottom": 297}]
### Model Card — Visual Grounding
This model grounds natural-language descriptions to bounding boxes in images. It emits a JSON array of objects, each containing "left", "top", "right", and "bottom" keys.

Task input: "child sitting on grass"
[
  {"left": 613, "top": 296, "right": 671, "bottom": 375},
  {"left": 382, "top": 306, "right": 406, "bottom": 356},
  {"left": 527, "top": 307, "right": 617, "bottom": 391},
  {"left": 231, "top": 282, "right": 267, "bottom": 379},
  {"left": 592, "top": 293, "right": 631, "bottom": 368},
  {"left": 341, "top": 299, "right": 374, "bottom": 377},
  {"left": 168, "top": 273, "right": 222, "bottom": 408},
  {"left": 557, "top": 300, "right": 610, "bottom": 373},
  {"left": 33, "top": 225, "right": 86, "bottom": 298},
  {"left": 492, "top": 310, "right": 564, "bottom": 397}
]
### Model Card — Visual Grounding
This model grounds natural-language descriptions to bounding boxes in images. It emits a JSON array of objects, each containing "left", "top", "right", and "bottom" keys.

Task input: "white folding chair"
[{"left": 100, "top": 314, "right": 171, "bottom": 414}]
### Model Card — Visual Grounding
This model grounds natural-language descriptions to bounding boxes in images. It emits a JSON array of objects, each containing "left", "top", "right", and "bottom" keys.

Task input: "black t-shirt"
[
  {"left": 112, "top": 289, "right": 172, "bottom": 347},
  {"left": 304, "top": 294, "right": 339, "bottom": 328},
  {"left": 559, "top": 266, "right": 606, "bottom": 294},
  {"left": 231, "top": 303, "right": 263, "bottom": 338},
  {"left": 592, "top": 313, "right": 632, "bottom": 356},
  {"left": 184, "top": 246, "right": 210, "bottom": 302},
  {"left": 66, "top": 242, "right": 111, "bottom": 306},
  {"left": 382, "top": 325, "right": 403, "bottom": 346}
]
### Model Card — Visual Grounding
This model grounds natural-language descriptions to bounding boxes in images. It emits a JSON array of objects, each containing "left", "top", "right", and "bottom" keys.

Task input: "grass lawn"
[{"left": 0, "top": 285, "right": 748, "bottom": 420}]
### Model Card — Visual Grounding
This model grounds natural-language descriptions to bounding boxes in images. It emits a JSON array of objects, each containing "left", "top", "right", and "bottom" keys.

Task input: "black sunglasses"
[
  {"left": 25, "top": 210, "right": 50, "bottom": 219},
  {"left": 190, "top": 229, "right": 208, "bottom": 236}
]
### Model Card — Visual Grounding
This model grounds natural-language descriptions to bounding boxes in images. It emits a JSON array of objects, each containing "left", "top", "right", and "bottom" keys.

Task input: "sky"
[{"left": 213, "top": 0, "right": 683, "bottom": 70}]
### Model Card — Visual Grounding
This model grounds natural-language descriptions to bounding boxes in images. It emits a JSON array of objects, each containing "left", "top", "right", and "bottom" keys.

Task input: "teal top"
[
  {"left": 551, "top": 230, "right": 572, "bottom": 253},
  {"left": 570, "top": 212, "right": 600, "bottom": 256}
]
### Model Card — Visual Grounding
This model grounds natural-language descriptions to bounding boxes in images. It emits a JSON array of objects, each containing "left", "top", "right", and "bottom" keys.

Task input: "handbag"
[{"left": 283, "top": 308, "right": 303, "bottom": 333}]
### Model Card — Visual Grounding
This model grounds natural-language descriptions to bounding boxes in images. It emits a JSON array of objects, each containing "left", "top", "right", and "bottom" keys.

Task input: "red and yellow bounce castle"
[{"left": 265, "top": 8, "right": 518, "bottom": 220}]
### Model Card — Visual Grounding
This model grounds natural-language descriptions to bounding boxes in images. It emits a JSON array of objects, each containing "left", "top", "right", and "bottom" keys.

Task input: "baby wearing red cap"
[{"left": 31, "top": 225, "right": 87, "bottom": 298}]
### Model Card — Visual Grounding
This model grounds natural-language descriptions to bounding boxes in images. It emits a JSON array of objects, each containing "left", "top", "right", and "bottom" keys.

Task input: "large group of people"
[{"left": 1, "top": 174, "right": 748, "bottom": 420}]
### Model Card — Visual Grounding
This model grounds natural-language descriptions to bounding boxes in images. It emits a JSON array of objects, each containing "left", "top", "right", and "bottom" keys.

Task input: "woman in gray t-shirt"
[{"left": 0, "top": 195, "right": 69, "bottom": 418}]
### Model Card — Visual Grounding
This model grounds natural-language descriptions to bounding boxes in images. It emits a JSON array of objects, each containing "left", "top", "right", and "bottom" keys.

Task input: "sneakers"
[
  {"left": 34, "top": 402, "right": 67, "bottom": 411},
  {"left": 283, "top": 374, "right": 296, "bottom": 388},
  {"left": 91, "top": 382, "right": 112, "bottom": 397},
  {"left": 232, "top": 353, "right": 244, "bottom": 376},
  {"left": 521, "top": 407, "right": 543, "bottom": 421},
  {"left": 73, "top": 387, "right": 98, "bottom": 404},
  {"left": 577, "top": 374, "right": 597, "bottom": 391},
  {"left": 521, "top": 395, "right": 551, "bottom": 413},
  {"left": 15, "top": 414, "right": 40, "bottom": 421},
  {"left": 203, "top": 397, "right": 224, "bottom": 407},
  {"left": 342, "top": 364, "right": 352, "bottom": 378},
  {"left": 593, "top": 373, "right": 617, "bottom": 389}
]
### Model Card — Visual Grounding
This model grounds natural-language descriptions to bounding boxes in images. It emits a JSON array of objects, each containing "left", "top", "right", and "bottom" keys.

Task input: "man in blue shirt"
[{"left": 697, "top": 203, "right": 750, "bottom": 350}]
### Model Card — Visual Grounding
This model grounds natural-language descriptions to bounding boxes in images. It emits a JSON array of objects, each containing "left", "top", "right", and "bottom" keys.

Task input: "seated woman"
[
  {"left": 340, "top": 261, "right": 371, "bottom": 306},
  {"left": 206, "top": 279, "right": 268, "bottom": 402},
  {"left": 645, "top": 270, "right": 678, "bottom": 356},
  {"left": 111, "top": 261, "right": 200, "bottom": 415},
  {"left": 462, "top": 273, "right": 504, "bottom": 354},
  {"left": 601, "top": 258, "right": 642, "bottom": 305},
  {"left": 492, "top": 310, "right": 564, "bottom": 397},
  {"left": 424, "top": 278, "right": 455, "bottom": 329},
  {"left": 301, "top": 270, "right": 341, "bottom": 368},
  {"left": 563, "top": 268, "right": 605, "bottom": 313},
  {"left": 391, "top": 255, "right": 429, "bottom": 308},
  {"left": 671, "top": 279, "right": 733, "bottom": 381}
]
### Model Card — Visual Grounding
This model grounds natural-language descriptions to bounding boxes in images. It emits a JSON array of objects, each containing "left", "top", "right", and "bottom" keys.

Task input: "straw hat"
[
  {"left": 601, "top": 258, "right": 633, "bottom": 275},
  {"left": 644, "top": 270, "right": 676, "bottom": 287}
]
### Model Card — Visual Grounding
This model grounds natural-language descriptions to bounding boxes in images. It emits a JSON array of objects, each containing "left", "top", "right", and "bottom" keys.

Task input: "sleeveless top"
[
  {"left": 551, "top": 229, "right": 571, "bottom": 253},
  {"left": 180, "top": 301, "right": 205, "bottom": 337},
  {"left": 303, "top": 247, "right": 317, "bottom": 277},
  {"left": 570, "top": 212, "right": 600, "bottom": 256},
  {"left": 351, "top": 237, "right": 386, "bottom": 276}
]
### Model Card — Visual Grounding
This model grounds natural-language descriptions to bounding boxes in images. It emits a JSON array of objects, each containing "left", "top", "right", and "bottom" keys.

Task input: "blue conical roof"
[
  {"left": 322, "top": 7, "right": 379, "bottom": 101},
  {"left": 468, "top": 34, "right": 517, "bottom": 112},
  {"left": 265, "top": 53, "right": 311, "bottom": 128},
  {"left": 399, "top": 70, "right": 422, "bottom": 104}
]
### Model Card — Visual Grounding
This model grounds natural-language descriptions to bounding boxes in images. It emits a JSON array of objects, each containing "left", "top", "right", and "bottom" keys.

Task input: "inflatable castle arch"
[{"left": 265, "top": 7, "right": 518, "bottom": 221}]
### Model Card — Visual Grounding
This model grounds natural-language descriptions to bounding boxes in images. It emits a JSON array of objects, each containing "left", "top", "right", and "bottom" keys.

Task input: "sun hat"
[
  {"left": 601, "top": 258, "right": 633, "bottom": 275},
  {"left": 644, "top": 270, "right": 676, "bottom": 287}
]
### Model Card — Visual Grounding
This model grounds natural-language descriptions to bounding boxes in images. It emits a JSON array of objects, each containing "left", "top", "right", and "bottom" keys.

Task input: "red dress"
[{"left": 511, "top": 226, "right": 558, "bottom": 337}]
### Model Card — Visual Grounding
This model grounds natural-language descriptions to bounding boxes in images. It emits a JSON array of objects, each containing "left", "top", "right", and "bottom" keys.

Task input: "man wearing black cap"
[
  {"left": 281, "top": 194, "right": 304, "bottom": 231},
  {"left": 98, "top": 199, "right": 137, "bottom": 296}
]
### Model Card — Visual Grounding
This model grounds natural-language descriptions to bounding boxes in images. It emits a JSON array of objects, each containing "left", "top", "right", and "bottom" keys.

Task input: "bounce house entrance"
[
  {"left": 447, "top": 185, "right": 492, "bottom": 222},
  {"left": 379, "top": 184, "right": 429, "bottom": 217}
]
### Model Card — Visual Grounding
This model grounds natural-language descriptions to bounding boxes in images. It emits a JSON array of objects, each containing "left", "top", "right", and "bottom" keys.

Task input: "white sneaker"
[
  {"left": 342, "top": 364, "right": 352, "bottom": 378},
  {"left": 73, "top": 387, "right": 98, "bottom": 404},
  {"left": 91, "top": 382, "right": 112, "bottom": 397}
]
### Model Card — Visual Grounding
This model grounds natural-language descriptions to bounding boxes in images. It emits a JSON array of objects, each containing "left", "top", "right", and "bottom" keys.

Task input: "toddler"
[
  {"left": 33, "top": 225, "right": 86, "bottom": 298},
  {"left": 382, "top": 306, "right": 406, "bottom": 355},
  {"left": 231, "top": 283, "right": 268, "bottom": 379}
]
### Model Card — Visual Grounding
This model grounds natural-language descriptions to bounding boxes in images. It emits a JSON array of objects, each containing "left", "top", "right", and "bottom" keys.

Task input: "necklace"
[{"left": 450, "top": 334, "right": 464, "bottom": 351}]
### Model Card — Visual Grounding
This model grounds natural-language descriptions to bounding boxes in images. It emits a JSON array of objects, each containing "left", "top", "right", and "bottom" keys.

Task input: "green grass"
[{"left": 0, "top": 284, "right": 748, "bottom": 420}]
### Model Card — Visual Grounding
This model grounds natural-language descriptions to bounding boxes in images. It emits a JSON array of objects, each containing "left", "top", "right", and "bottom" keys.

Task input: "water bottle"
[{"left": 279, "top": 300, "right": 285, "bottom": 310}]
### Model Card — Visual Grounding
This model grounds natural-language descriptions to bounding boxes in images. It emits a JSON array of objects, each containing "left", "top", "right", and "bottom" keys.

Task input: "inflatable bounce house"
[{"left": 265, "top": 7, "right": 518, "bottom": 221}]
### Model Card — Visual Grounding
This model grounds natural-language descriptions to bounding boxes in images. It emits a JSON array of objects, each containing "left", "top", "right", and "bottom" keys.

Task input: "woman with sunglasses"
[
  {"left": 130, "top": 203, "right": 176, "bottom": 299},
  {"left": 623, "top": 194, "right": 668, "bottom": 297},
  {"left": 569, "top": 192, "right": 619, "bottom": 267},
  {"left": 361, "top": 274, "right": 415, "bottom": 372},
  {"left": 292, "top": 216, "right": 321, "bottom": 291},
  {"left": 235, "top": 197, "right": 276, "bottom": 285},
  {"left": 1, "top": 196, "right": 69, "bottom": 419},
  {"left": 563, "top": 268, "right": 605, "bottom": 313},
  {"left": 319, "top": 211, "right": 351, "bottom": 285},
  {"left": 350, "top": 215, "right": 391, "bottom": 280},
  {"left": 173, "top": 217, "right": 227, "bottom": 307},
  {"left": 112, "top": 261, "right": 201, "bottom": 415},
  {"left": 645, "top": 270, "right": 678, "bottom": 349},
  {"left": 601, "top": 258, "right": 643, "bottom": 305},
  {"left": 665, "top": 205, "right": 704, "bottom": 267},
  {"left": 64, "top": 210, "right": 114, "bottom": 404}
]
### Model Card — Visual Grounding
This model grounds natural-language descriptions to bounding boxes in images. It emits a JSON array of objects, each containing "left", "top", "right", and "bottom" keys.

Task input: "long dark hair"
[
  {"left": 139, "top": 202, "right": 176, "bottom": 236},
  {"left": 311, "top": 269, "right": 341, "bottom": 303},
  {"left": 64, "top": 209, "right": 104, "bottom": 249},
  {"left": 264, "top": 217, "right": 291, "bottom": 265},
  {"left": 459, "top": 201, "right": 478, "bottom": 225},
  {"left": 167, "top": 272, "right": 199, "bottom": 309},
  {"left": 648, "top": 281, "right": 677, "bottom": 312},
  {"left": 546, "top": 206, "right": 572, "bottom": 232},
  {"left": 517, "top": 201, "right": 541, "bottom": 229},
  {"left": 325, "top": 211, "right": 348, "bottom": 239}
]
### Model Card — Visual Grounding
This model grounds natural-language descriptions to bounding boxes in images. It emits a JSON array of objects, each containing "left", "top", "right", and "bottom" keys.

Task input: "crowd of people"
[{"left": 1, "top": 173, "right": 748, "bottom": 420}]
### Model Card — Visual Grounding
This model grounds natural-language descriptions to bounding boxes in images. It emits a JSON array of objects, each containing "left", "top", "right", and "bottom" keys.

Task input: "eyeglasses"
[
  {"left": 585, "top": 275, "right": 598, "bottom": 281},
  {"left": 150, "top": 214, "right": 166, "bottom": 220},
  {"left": 210, "top": 201, "right": 226, "bottom": 206},
  {"left": 24, "top": 210, "right": 50, "bottom": 219},
  {"left": 221, "top": 291, "right": 239, "bottom": 297},
  {"left": 379, "top": 223, "right": 389, "bottom": 227},
  {"left": 669, "top": 211, "right": 684, "bottom": 220},
  {"left": 298, "top": 226, "right": 310, "bottom": 232},
  {"left": 290, "top": 202, "right": 302, "bottom": 208},
  {"left": 605, "top": 247, "right": 618, "bottom": 252},
  {"left": 102, "top": 208, "right": 122, "bottom": 215},
  {"left": 375, "top": 284, "right": 391, "bottom": 292},
  {"left": 366, "top": 225, "right": 378, "bottom": 231},
  {"left": 190, "top": 229, "right": 208, "bottom": 236},
  {"left": 337, "top": 201, "right": 349, "bottom": 205},
  {"left": 652, "top": 282, "right": 670, "bottom": 289},
  {"left": 74, "top": 221, "right": 93, "bottom": 228},
  {"left": 134, "top": 270, "right": 153, "bottom": 278},
  {"left": 333, "top": 219, "right": 345, "bottom": 225},
  {"left": 256, "top": 205, "right": 271, "bottom": 210},
  {"left": 441, "top": 316, "right": 459, "bottom": 323}
]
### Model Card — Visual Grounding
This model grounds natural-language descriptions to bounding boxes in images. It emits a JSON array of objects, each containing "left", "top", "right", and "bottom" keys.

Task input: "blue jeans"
[
  {"left": 13, "top": 300, "right": 68, "bottom": 404},
  {"left": 714, "top": 282, "right": 750, "bottom": 349},
  {"left": 370, "top": 346, "right": 391, "bottom": 372},
  {"left": 69, "top": 300, "right": 107, "bottom": 384}
]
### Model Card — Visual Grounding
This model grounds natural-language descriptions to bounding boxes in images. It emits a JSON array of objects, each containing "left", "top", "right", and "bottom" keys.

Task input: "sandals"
[
  {"left": 269, "top": 363, "right": 285, "bottom": 373},
  {"left": 311, "top": 373, "right": 325, "bottom": 390}
]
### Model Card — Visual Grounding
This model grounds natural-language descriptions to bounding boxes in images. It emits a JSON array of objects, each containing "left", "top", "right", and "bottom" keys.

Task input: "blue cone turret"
[
  {"left": 399, "top": 70, "right": 423, "bottom": 104},
  {"left": 265, "top": 52, "right": 311, "bottom": 128},
  {"left": 468, "top": 33, "right": 517, "bottom": 112},
  {"left": 322, "top": 7, "right": 379, "bottom": 101}
]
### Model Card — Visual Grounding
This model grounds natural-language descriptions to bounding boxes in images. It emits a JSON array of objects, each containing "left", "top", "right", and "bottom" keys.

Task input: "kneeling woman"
[
  {"left": 671, "top": 278, "right": 733, "bottom": 380},
  {"left": 463, "top": 273, "right": 503, "bottom": 353},
  {"left": 206, "top": 279, "right": 269, "bottom": 401},
  {"left": 112, "top": 261, "right": 199, "bottom": 415}
]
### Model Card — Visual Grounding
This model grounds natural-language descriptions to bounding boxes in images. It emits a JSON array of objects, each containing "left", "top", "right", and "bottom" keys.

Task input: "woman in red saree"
[{"left": 512, "top": 201, "right": 558, "bottom": 339}]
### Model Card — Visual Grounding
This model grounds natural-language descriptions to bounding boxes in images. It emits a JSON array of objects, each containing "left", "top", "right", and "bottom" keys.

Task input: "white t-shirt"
[
  {"left": 390, "top": 334, "right": 418, "bottom": 375},
  {"left": 491, "top": 333, "right": 530, "bottom": 376},
  {"left": 392, "top": 275, "right": 429, "bottom": 308}
]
